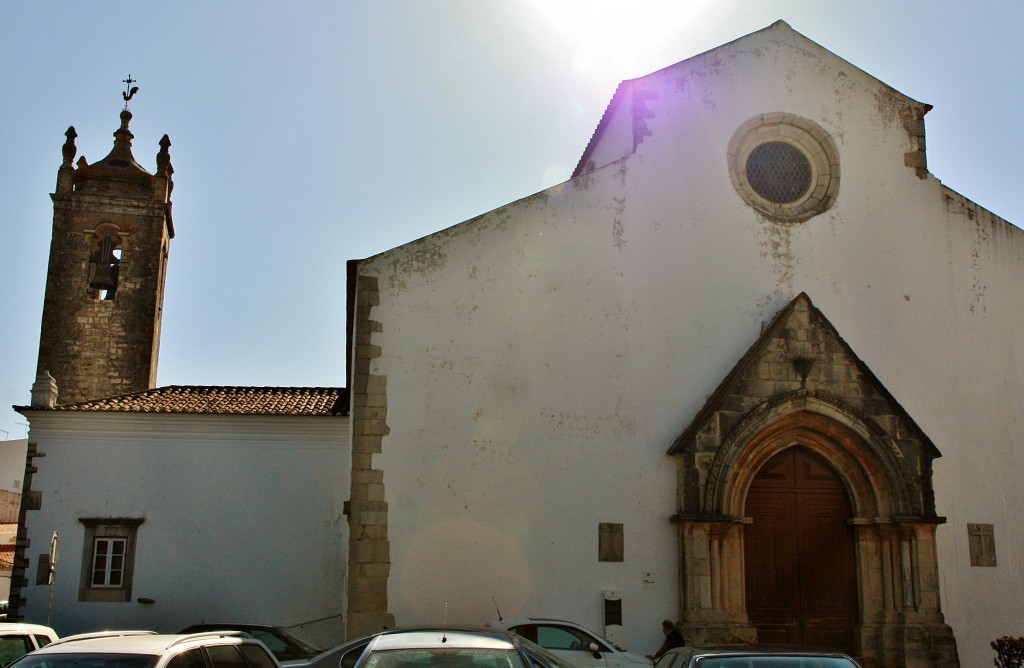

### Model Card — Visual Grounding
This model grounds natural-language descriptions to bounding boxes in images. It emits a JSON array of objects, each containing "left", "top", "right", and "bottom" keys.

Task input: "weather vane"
[{"left": 122, "top": 75, "right": 139, "bottom": 109}]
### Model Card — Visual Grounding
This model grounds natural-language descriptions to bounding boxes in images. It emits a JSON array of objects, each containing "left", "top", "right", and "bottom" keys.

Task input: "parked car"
[
  {"left": 178, "top": 624, "right": 321, "bottom": 663},
  {"left": 487, "top": 619, "right": 650, "bottom": 668},
  {"left": 342, "top": 627, "right": 578, "bottom": 668},
  {"left": 0, "top": 623, "right": 59, "bottom": 666},
  {"left": 652, "top": 646, "right": 861, "bottom": 667},
  {"left": 285, "top": 632, "right": 386, "bottom": 668},
  {"left": 6, "top": 630, "right": 281, "bottom": 668}
]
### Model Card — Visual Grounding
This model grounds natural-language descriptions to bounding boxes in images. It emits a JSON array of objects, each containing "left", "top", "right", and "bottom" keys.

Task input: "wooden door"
[{"left": 744, "top": 447, "right": 858, "bottom": 653}]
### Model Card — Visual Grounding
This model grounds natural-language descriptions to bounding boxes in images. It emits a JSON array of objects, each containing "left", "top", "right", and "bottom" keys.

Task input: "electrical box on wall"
[{"left": 604, "top": 589, "right": 623, "bottom": 647}]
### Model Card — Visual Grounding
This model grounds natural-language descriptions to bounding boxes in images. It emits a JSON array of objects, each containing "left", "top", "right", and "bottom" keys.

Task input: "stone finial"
[
  {"left": 156, "top": 134, "right": 172, "bottom": 177},
  {"left": 31, "top": 371, "right": 58, "bottom": 409},
  {"left": 62, "top": 126, "right": 78, "bottom": 167},
  {"left": 106, "top": 109, "right": 136, "bottom": 162}
]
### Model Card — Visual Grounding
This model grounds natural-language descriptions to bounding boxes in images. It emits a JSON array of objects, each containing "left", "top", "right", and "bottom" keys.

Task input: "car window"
[
  {"left": 246, "top": 633, "right": 287, "bottom": 658},
  {"left": 167, "top": 648, "right": 206, "bottom": 668},
  {"left": 206, "top": 646, "right": 248, "bottom": 668},
  {"left": 32, "top": 637, "right": 54, "bottom": 649},
  {"left": 0, "top": 636, "right": 32, "bottom": 666},
  {"left": 340, "top": 641, "right": 371, "bottom": 668},
  {"left": 237, "top": 646, "right": 277, "bottom": 668},
  {"left": 506, "top": 628, "right": 536, "bottom": 645},
  {"left": 533, "top": 627, "right": 598, "bottom": 652},
  {"left": 362, "top": 647, "right": 526, "bottom": 668}
]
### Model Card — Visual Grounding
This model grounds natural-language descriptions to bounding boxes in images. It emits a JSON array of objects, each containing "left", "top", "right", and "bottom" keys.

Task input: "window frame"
[
  {"left": 91, "top": 536, "right": 127, "bottom": 588},
  {"left": 78, "top": 517, "right": 143, "bottom": 603},
  {"left": 727, "top": 112, "right": 840, "bottom": 222}
]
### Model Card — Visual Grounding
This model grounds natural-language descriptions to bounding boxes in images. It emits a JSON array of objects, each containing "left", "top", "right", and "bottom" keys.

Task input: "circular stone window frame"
[{"left": 727, "top": 113, "right": 840, "bottom": 222}]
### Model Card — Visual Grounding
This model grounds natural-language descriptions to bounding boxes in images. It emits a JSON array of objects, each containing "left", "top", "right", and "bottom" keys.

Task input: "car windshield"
[
  {"left": 363, "top": 648, "right": 526, "bottom": 668},
  {"left": 695, "top": 657, "right": 858, "bottom": 668},
  {"left": 9, "top": 653, "right": 158, "bottom": 668}
]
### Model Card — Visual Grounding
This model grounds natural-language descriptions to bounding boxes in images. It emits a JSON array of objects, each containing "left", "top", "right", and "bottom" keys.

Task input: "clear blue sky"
[{"left": 2, "top": 1, "right": 1021, "bottom": 441}]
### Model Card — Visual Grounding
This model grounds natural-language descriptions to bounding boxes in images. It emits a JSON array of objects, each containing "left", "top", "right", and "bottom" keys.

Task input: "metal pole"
[{"left": 46, "top": 532, "right": 58, "bottom": 627}]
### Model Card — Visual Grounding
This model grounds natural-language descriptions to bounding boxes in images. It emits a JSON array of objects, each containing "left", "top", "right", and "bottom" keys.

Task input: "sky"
[{"left": 2, "top": 1, "right": 1022, "bottom": 441}]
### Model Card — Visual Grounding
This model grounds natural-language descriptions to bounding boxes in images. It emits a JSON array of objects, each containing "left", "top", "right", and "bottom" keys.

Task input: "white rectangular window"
[{"left": 91, "top": 537, "right": 127, "bottom": 587}]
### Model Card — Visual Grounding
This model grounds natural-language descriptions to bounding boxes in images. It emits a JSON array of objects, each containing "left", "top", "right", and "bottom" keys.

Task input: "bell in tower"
[
  {"left": 35, "top": 83, "right": 175, "bottom": 405},
  {"left": 87, "top": 234, "right": 121, "bottom": 298}
]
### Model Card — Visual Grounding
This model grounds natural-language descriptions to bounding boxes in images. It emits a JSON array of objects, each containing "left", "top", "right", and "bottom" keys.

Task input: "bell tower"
[{"left": 35, "top": 103, "right": 174, "bottom": 405}]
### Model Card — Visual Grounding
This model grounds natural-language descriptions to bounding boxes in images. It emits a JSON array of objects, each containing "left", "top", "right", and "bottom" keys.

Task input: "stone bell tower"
[{"left": 35, "top": 104, "right": 174, "bottom": 405}]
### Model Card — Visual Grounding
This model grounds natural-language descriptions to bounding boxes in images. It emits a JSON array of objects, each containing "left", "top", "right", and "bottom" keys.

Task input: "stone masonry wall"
[{"left": 346, "top": 275, "right": 395, "bottom": 637}]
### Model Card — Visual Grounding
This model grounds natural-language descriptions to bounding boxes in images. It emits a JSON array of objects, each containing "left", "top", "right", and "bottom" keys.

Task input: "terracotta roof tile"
[{"left": 25, "top": 386, "right": 347, "bottom": 417}]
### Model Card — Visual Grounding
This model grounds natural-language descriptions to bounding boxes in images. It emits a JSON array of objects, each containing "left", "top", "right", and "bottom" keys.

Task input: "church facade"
[
  {"left": 12, "top": 20, "right": 1024, "bottom": 668},
  {"left": 344, "top": 22, "right": 1023, "bottom": 668}
]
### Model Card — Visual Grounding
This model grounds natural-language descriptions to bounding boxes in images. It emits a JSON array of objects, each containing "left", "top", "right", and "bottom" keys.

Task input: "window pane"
[
  {"left": 92, "top": 537, "right": 127, "bottom": 588},
  {"left": 168, "top": 649, "right": 207, "bottom": 668},
  {"left": 207, "top": 645, "right": 247, "bottom": 668},
  {"left": 0, "top": 635, "right": 32, "bottom": 666},
  {"left": 248, "top": 631, "right": 286, "bottom": 654},
  {"left": 535, "top": 627, "right": 585, "bottom": 651},
  {"left": 746, "top": 141, "right": 812, "bottom": 204},
  {"left": 239, "top": 645, "right": 278, "bottom": 668}
]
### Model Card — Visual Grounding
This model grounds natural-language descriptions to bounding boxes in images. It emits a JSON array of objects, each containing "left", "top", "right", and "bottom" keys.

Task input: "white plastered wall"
[
  {"left": 20, "top": 412, "right": 350, "bottom": 648},
  {"left": 357, "top": 23, "right": 1024, "bottom": 666}
]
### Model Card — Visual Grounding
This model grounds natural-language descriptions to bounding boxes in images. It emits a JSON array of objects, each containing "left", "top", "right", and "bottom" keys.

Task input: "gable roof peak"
[{"left": 573, "top": 21, "right": 927, "bottom": 178}]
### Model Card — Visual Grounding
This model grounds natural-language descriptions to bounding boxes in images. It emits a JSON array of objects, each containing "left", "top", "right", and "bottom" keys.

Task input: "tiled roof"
[{"left": 24, "top": 386, "right": 347, "bottom": 417}]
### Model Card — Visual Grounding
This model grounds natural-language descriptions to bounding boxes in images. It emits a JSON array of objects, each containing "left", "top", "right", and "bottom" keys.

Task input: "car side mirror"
[{"left": 590, "top": 642, "right": 601, "bottom": 659}]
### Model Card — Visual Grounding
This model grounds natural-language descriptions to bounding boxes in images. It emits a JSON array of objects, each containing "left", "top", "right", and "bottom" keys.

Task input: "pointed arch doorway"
[
  {"left": 668, "top": 294, "right": 960, "bottom": 666},
  {"left": 743, "top": 447, "right": 858, "bottom": 654}
]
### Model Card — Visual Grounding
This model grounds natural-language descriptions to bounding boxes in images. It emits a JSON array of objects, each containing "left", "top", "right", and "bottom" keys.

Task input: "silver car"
[
  {"left": 343, "top": 627, "right": 578, "bottom": 668},
  {"left": 487, "top": 619, "right": 650, "bottom": 668},
  {"left": 652, "top": 646, "right": 860, "bottom": 668}
]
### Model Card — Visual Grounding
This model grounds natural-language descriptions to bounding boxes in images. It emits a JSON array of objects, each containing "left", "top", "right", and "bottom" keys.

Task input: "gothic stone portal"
[{"left": 667, "top": 294, "right": 959, "bottom": 668}]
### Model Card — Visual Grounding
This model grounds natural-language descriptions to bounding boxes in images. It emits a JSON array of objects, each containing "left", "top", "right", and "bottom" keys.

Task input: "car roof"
[
  {"left": 0, "top": 623, "right": 57, "bottom": 635},
  {"left": 674, "top": 646, "right": 854, "bottom": 658},
  {"left": 369, "top": 629, "right": 517, "bottom": 651},
  {"left": 32, "top": 632, "right": 254, "bottom": 655},
  {"left": 180, "top": 624, "right": 280, "bottom": 632}
]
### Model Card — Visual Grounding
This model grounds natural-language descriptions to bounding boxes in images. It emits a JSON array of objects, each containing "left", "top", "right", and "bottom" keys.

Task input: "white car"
[
  {"left": 7, "top": 630, "right": 280, "bottom": 668},
  {"left": 0, "top": 623, "right": 59, "bottom": 666},
  {"left": 488, "top": 619, "right": 651, "bottom": 668}
]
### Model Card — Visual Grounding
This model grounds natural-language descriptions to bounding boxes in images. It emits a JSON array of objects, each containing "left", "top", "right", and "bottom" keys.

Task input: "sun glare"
[{"left": 527, "top": 0, "right": 713, "bottom": 79}]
